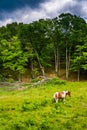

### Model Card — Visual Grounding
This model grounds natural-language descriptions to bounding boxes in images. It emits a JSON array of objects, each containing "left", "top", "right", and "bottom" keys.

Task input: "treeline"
[{"left": 0, "top": 13, "right": 87, "bottom": 81}]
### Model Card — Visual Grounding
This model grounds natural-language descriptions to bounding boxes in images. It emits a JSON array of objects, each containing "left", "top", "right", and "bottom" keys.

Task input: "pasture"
[{"left": 0, "top": 80, "right": 87, "bottom": 130}]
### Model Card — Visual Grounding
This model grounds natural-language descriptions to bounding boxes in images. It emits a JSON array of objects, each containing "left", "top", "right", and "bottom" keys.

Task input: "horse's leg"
[
  {"left": 56, "top": 98, "right": 58, "bottom": 103},
  {"left": 63, "top": 98, "right": 66, "bottom": 104}
]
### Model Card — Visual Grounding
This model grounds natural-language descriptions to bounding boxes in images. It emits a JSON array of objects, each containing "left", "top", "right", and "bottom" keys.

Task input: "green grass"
[{"left": 0, "top": 81, "right": 87, "bottom": 130}]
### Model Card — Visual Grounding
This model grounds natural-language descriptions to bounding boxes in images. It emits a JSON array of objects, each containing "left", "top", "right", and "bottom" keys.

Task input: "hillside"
[{"left": 0, "top": 80, "right": 87, "bottom": 130}]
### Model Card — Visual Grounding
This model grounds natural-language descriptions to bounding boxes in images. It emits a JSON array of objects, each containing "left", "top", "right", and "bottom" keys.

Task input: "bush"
[
  {"left": 46, "top": 77, "right": 66, "bottom": 85},
  {"left": 30, "top": 77, "right": 41, "bottom": 83},
  {"left": 41, "top": 99, "right": 48, "bottom": 106},
  {"left": 39, "top": 119, "right": 50, "bottom": 130}
]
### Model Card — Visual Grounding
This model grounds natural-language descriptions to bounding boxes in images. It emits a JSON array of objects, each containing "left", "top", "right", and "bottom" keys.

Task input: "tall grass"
[{"left": 0, "top": 81, "right": 87, "bottom": 130}]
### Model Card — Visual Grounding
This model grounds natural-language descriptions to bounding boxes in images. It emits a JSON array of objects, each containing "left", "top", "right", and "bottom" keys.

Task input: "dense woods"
[{"left": 0, "top": 13, "right": 87, "bottom": 81}]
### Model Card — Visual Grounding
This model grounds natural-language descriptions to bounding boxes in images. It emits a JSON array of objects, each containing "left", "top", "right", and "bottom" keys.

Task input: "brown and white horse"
[{"left": 53, "top": 90, "right": 71, "bottom": 103}]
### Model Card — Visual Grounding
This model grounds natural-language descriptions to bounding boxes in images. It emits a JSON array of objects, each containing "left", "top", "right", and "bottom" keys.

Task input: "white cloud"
[
  {"left": 81, "top": 1, "right": 87, "bottom": 16},
  {"left": 0, "top": 18, "right": 13, "bottom": 26},
  {"left": 0, "top": 0, "right": 87, "bottom": 26},
  {"left": 40, "top": 0, "right": 73, "bottom": 13}
]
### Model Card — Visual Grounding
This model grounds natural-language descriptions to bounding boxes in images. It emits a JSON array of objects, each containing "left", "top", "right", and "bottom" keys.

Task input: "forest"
[{"left": 0, "top": 13, "right": 87, "bottom": 82}]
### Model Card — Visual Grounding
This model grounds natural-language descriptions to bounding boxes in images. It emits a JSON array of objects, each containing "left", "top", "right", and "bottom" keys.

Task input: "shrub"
[
  {"left": 46, "top": 77, "right": 66, "bottom": 85},
  {"left": 39, "top": 119, "right": 50, "bottom": 130},
  {"left": 25, "top": 119, "right": 36, "bottom": 127},
  {"left": 40, "top": 99, "right": 48, "bottom": 106},
  {"left": 30, "top": 77, "right": 41, "bottom": 83}
]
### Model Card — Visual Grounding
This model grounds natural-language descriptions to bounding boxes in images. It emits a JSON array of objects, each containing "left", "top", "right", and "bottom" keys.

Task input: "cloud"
[
  {"left": 81, "top": 1, "right": 87, "bottom": 16},
  {"left": 0, "top": 0, "right": 87, "bottom": 26},
  {"left": 40, "top": 0, "right": 74, "bottom": 15}
]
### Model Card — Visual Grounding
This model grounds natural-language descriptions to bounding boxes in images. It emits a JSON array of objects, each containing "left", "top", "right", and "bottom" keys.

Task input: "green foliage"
[
  {"left": 0, "top": 13, "right": 87, "bottom": 80},
  {"left": 46, "top": 77, "right": 66, "bottom": 85},
  {"left": 1, "top": 37, "right": 28, "bottom": 73},
  {"left": 70, "top": 43, "right": 87, "bottom": 73},
  {"left": 30, "top": 77, "right": 41, "bottom": 83},
  {"left": 0, "top": 36, "right": 29, "bottom": 80}
]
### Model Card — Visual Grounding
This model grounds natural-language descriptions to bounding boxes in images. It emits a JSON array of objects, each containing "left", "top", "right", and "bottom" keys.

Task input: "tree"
[
  {"left": 19, "top": 19, "right": 52, "bottom": 77},
  {"left": 1, "top": 36, "right": 29, "bottom": 81},
  {"left": 58, "top": 13, "right": 87, "bottom": 80},
  {"left": 70, "top": 35, "right": 87, "bottom": 81},
  {"left": 46, "top": 17, "right": 64, "bottom": 76},
  {"left": 59, "top": 13, "right": 74, "bottom": 79},
  {"left": 70, "top": 45, "right": 83, "bottom": 81}
]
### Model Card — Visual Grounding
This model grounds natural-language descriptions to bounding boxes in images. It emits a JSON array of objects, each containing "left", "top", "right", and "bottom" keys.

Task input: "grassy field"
[{"left": 0, "top": 80, "right": 87, "bottom": 130}]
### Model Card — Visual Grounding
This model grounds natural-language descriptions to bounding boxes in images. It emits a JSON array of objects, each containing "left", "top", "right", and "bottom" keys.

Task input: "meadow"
[{"left": 0, "top": 79, "right": 87, "bottom": 130}]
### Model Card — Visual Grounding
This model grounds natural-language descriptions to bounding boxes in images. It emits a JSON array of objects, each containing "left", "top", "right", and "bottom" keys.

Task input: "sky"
[{"left": 0, "top": 0, "right": 87, "bottom": 26}]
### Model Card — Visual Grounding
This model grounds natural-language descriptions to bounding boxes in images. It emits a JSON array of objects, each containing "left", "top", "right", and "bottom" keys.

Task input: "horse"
[{"left": 53, "top": 90, "right": 71, "bottom": 103}]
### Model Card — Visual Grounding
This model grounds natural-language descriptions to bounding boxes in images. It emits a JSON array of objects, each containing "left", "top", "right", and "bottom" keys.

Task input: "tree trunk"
[
  {"left": 31, "top": 61, "right": 35, "bottom": 79},
  {"left": 40, "top": 65, "right": 45, "bottom": 76},
  {"left": 55, "top": 48, "right": 58, "bottom": 74},
  {"left": 77, "top": 69, "right": 80, "bottom": 81},
  {"left": 68, "top": 51, "right": 71, "bottom": 77},
  {"left": 54, "top": 47, "right": 60, "bottom": 76},
  {"left": 58, "top": 51, "right": 61, "bottom": 76},
  {"left": 66, "top": 42, "right": 69, "bottom": 79},
  {"left": 35, "top": 50, "right": 45, "bottom": 76},
  {"left": 30, "top": 40, "right": 45, "bottom": 76},
  {"left": 18, "top": 73, "right": 21, "bottom": 82}
]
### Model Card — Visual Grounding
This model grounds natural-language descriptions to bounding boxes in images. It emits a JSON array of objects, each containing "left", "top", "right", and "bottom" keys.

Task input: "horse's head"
[{"left": 66, "top": 90, "right": 71, "bottom": 97}]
